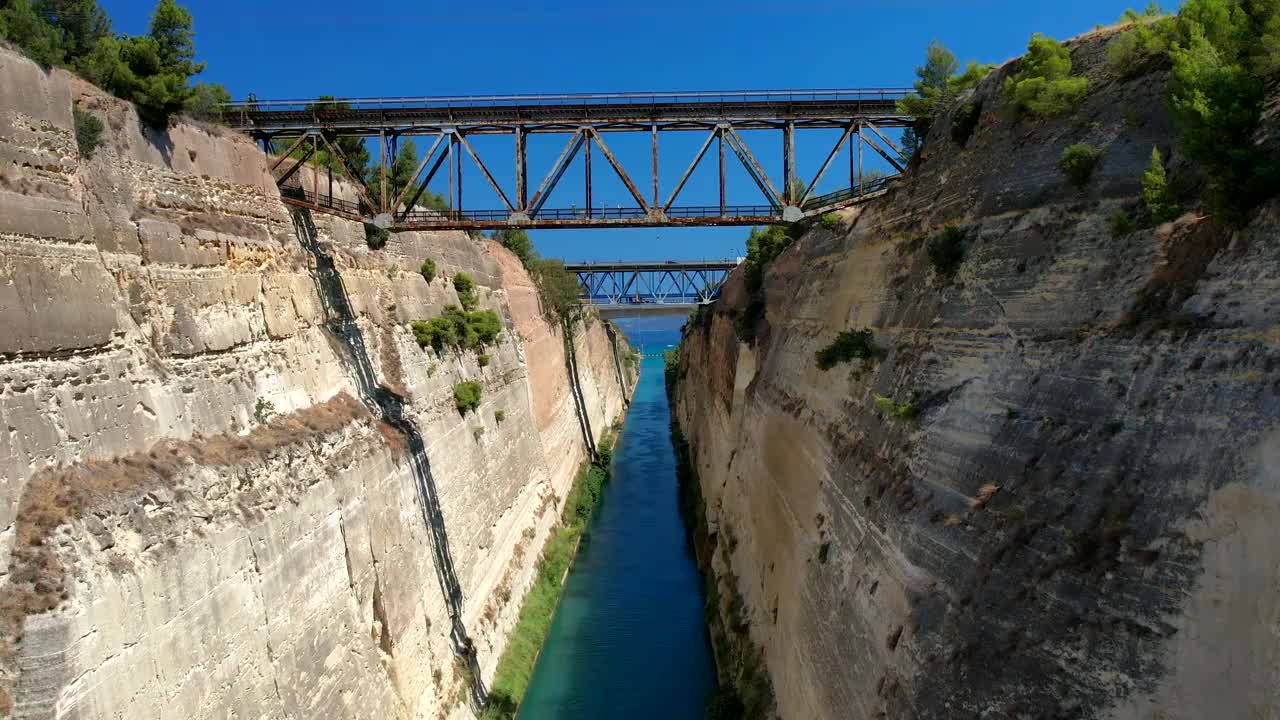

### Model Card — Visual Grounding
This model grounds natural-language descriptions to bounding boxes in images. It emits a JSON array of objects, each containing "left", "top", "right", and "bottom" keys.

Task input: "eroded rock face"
[
  {"left": 673, "top": 29, "right": 1280, "bottom": 720},
  {"left": 0, "top": 48, "right": 633, "bottom": 719}
]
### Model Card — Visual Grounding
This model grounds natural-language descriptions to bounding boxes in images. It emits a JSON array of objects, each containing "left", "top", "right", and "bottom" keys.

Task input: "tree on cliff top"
[
  {"left": 897, "top": 40, "right": 993, "bottom": 162},
  {"left": 1, "top": 0, "right": 229, "bottom": 125}
]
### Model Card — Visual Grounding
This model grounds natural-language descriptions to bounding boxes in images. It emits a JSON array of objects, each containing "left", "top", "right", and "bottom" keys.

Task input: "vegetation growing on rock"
[
  {"left": 481, "top": 433, "right": 617, "bottom": 719},
  {"left": 897, "top": 40, "right": 993, "bottom": 161},
  {"left": 419, "top": 257, "right": 436, "bottom": 283},
  {"left": 73, "top": 107, "right": 102, "bottom": 158},
  {"left": 1004, "top": 33, "right": 1090, "bottom": 116},
  {"left": 1141, "top": 147, "right": 1179, "bottom": 223},
  {"left": 453, "top": 381, "right": 482, "bottom": 415},
  {"left": 815, "top": 329, "right": 882, "bottom": 370},
  {"left": 927, "top": 225, "right": 967, "bottom": 277},
  {"left": 453, "top": 272, "right": 479, "bottom": 310},
  {"left": 1, "top": 0, "right": 231, "bottom": 124},
  {"left": 412, "top": 306, "right": 501, "bottom": 354},
  {"left": 1058, "top": 143, "right": 1104, "bottom": 189}
]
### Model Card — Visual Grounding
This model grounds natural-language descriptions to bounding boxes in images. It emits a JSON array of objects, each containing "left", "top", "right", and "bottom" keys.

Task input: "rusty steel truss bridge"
[
  {"left": 226, "top": 89, "right": 914, "bottom": 231},
  {"left": 569, "top": 259, "right": 738, "bottom": 308}
]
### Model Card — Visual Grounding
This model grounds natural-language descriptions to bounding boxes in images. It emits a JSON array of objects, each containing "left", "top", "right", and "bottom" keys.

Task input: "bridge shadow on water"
[{"left": 290, "top": 209, "right": 487, "bottom": 711}]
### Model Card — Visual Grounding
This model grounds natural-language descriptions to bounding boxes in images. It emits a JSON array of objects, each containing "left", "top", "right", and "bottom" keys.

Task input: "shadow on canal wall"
[{"left": 292, "top": 209, "right": 487, "bottom": 711}]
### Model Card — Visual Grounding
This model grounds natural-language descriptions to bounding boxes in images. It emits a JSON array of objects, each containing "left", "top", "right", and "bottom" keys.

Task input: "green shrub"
[
  {"left": 896, "top": 40, "right": 994, "bottom": 158},
  {"left": 419, "top": 257, "right": 436, "bottom": 283},
  {"left": 412, "top": 316, "right": 455, "bottom": 352},
  {"left": 1004, "top": 34, "right": 1090, "bottom": 116},
  {"left": 1109, "top": 210, "right": 1138, "bottom": 238},
  {"left": 1058, "top": 143, "right": 1104, "bottom": 189},
  {"left": 494, "top": 409, "right": 505, "bottom": 424},
  {"left": 528, "top": 257, "right": 582, "bottom": 320},
  {"left": 820, "top": 212, "right": 841, "bottom": 228},
  {"left": 1164, "top": 0, "right": 1280, "bottom": 221},
  {"left": 478, "top": 353, "right": 490, "bottom": 367},
  {"left": 950, "top": 101, "right": 982, "bottom": 146},
  {"left": 927, "top": 225, "right": 967, "bottom": 276},
  {"left": 253, "top": 397, "right": 275, "bottom": 423},
  {"left": 874, "top": 394, "right": 919, "bottom": 421},
  {"left": 364, "top": 222, "right": 389, "bottom": 250},
  {"left": 815, "top": 329, "right": 881, "bottom": 370},
  {"left": 493, "top": 228, "right": 534, "bottom": 267},
  {"left": 1141, "top": 147, "right": 1180, "bottom": 223},
  {"left": 454, "top": 272, "right": 478, "bottom": 310},
  {"left": 1107, "top": 6, "right": 1173, "bottom": 76},
  {"left": 454, "top": 381, "right": 482, "bottom": 415},
  {"left": 73, "top": 107, "right": 103, "bottom": 159}
]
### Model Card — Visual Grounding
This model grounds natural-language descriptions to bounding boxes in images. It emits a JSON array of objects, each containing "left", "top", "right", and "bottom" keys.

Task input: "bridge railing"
[
  {"left": 802, "top": 174, "right": 897, "bottom": 210},
  {"left": 224, "top": 88, "right": 914, "bottom": 114}
]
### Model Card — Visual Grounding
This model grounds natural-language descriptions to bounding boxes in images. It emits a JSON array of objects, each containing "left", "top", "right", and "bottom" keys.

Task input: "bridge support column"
[{"left": 783, "top": 120, "right": 795, "bottom": 203}]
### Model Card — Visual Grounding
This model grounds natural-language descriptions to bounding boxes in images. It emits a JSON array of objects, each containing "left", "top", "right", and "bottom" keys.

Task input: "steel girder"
[
  {"left": 568, "top": 260, "right": 738, "bottom": 307},
  {"left": 249, "top": 90, "right": 917, "bottom": 231}
]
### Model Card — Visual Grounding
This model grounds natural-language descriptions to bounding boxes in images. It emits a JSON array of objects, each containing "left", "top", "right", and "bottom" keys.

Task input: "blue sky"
[{"left": 101, "top": 0, "right": 1158, "bottom": 261}]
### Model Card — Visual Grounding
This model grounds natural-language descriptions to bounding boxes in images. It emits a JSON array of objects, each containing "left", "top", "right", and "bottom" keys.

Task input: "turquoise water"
[{"left": 518, "top": 324, "right": 716, "bottom": 719}]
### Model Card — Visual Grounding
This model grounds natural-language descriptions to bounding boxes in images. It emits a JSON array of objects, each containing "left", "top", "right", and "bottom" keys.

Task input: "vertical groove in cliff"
[
  {"left": 289, "top": 209, "right": 488, "bottom": 711},
  {"left": 562, "top": 316, "right": 596, "bottom": 460}
]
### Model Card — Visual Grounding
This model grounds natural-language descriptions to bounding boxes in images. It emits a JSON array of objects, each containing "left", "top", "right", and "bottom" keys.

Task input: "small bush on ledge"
[
  {"left": 478, "top": 354, "right": 490, "bottom": 367},
  {"left": 412, "top": 307, "right": 502, "bottom": 353},
  {"left": 874, "top": 394, "right": 919, "bottom": 421},
  {"left": 815, "top": 329, "right": 881, "bottom": 370},
  {"left": 927, "top": 225, "right": 967, "bottom": 277},
  {"left": 364, "top": 223, "right": 389, "bottom": 250},
  {"left": 73, "top": 108, "right": 103, "bottom": 159},
  {"left": 454, "top": 381, "right": 482, "bottom": 415},
  {"left": 1058, "top": 144, "right": 1104, "bottom": 189},
  {"left": 454, "top": 272, "right": 479, "bottom": 310},
  {"left": 420, "top": 257, "right": 437, "bottom": 283}
]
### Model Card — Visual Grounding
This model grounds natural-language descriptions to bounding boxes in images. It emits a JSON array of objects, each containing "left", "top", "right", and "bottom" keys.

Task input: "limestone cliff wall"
[
  {"left": 0, "top": 48, "right": 632, "bottom": 719},
  {"left": 674, "top": 29, "right": 1280, "bottom": 720}
]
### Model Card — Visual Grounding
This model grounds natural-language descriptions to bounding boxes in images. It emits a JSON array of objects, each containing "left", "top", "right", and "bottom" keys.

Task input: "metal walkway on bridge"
[{"left": 227, "top": 89, "right": 913, "bottom": 230}]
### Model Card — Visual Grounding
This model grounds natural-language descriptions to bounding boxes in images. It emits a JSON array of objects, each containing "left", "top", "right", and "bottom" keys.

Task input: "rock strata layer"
[
  {"left": 673, "top": 29, "right": 1280, "bottom": 720},
  {"left": 0, "top": 48, "right": 632, "bottom": 719}
]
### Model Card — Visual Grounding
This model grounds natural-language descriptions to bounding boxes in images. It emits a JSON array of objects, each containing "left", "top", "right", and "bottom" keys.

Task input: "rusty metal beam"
[
  {"left": 782, "top": 121, "right": 795, "bottom": 204},
  {"left": 274, "top": 142, "right": 315, "bottom": 186},
  {"left": 528, "top": 130, "right": 586, "bottom": 216},
  {"left": 270, "top": 132, "right": 312, "bottom": 172},
  {"left": 584, "top": 131, "right": 592, "bottom": 218},
  {"left": 391, "top": 132, "right": 446, "bottom": 213},
  {"left": 319, "top": 133, "right": 379, "bottom": 216},
  {"left": 515, "top": 127, "right": 527, "bottom": 210},
  {"left": 724, "top": 126, "right": 782, "bottom": 207},
  {"left": 588, "top": 128, "right": 649, "bottom": 214},
  {"left": 662, "top": 126, "right": 718, "bottom": 212},
  {"left": 863, "top": 121, "right": 903, "bottom": 157},
  {"left": 718, "top": 128, "right": 725, "bottom": 216},
  {"left": 456, "top": 133, "right": 513, "bottom": 212},
  {"left": 401, "top": 142, "right": 451, "bottom": 218},
  {"left": 861, "top": 132, "right": 904, "bottom": 173},
  {"left": 800, "top": 123, "right": 854, "bottom": 205},
  {"left": 651, "top": 124, "right": 659, "bottom": 210},
  {"left": 379, "top": 130, "right": 387, "bottom": 214}
]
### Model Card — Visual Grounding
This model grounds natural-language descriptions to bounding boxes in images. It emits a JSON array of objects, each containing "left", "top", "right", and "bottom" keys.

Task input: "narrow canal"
[{"left": 518, "top": 320, "right": 717, "bottom": 718}]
